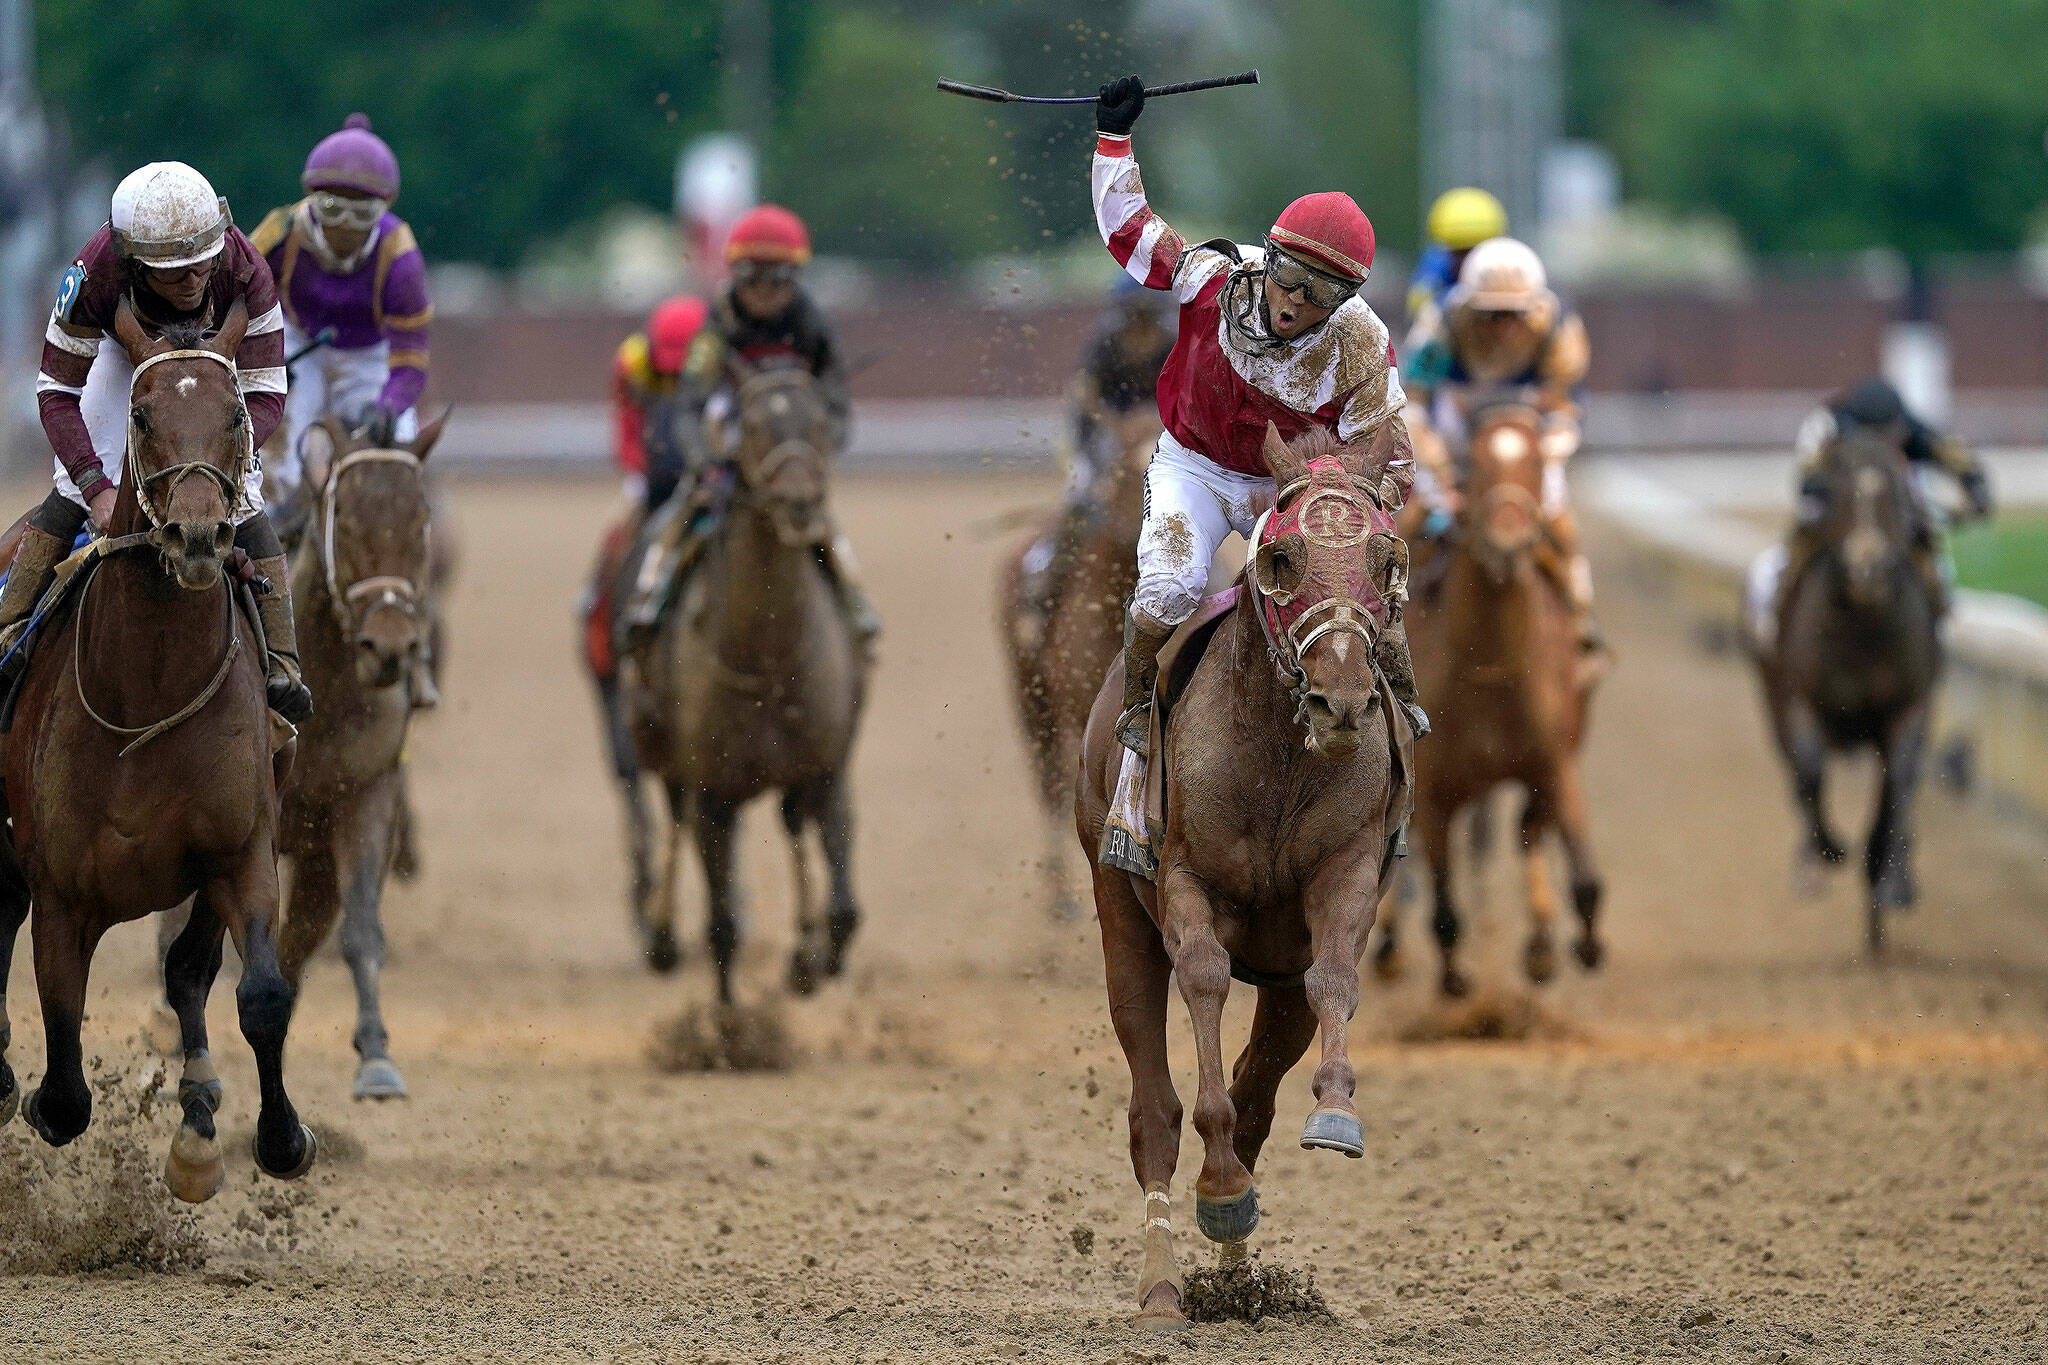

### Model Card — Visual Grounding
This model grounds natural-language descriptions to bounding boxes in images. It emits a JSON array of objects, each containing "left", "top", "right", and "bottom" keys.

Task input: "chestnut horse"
[
  {"left": 624, "top": 362, "right": 867, "bottom": 1004},
  {"left": 997, "top": 407, "right": 1157, "bottom": 918},
  {"left": 1076, "top": 422, "right": 1412, "bottom": 1325},
  {"left": 1754, "top": 428, "right": 1940, "bottom": 952},
  {"left": 0, "top": 298, "right": 315, "bottom": 1201},
  {"left": 1378, "top": 401, "right": 1604, "bottom": 997}
]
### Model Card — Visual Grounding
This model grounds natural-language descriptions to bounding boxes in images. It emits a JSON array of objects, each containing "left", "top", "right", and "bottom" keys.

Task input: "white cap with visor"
[{"left": 110, "top": 162, "right": 231, "bottom": 269}]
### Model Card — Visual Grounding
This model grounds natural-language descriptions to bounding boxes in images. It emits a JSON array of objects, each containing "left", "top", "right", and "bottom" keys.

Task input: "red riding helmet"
[
  {"left": 646, "top": 294, "right": 710, "bottom": 374},
  {"left": 725, "top": 204, "right": 812, "bottom": 266},
  {"left": 1268, "top": 192, "right": 1375, "bottom": 283}
]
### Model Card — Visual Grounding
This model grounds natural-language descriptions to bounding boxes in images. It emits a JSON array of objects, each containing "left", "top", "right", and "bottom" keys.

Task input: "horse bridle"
[
  {"left": 126, "top": 348, "right": 255, "bottom": 530},
  {"left": 1245, "top": 474, "right": 1384, "bottom": 717},
  {"left": 320, "top": 446, "right": 429, "bottom": 634},
  {"left": 728, "top": 368, "right": 826, "bottom": 542}
]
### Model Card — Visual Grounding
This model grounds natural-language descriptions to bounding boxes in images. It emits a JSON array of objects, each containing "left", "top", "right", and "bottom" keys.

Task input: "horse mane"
[
  {"left": 1288, "top": 427, "right": 1340, "bottom": 464},
  {"left": 157, "top": 319, "right": 212, "bottom": 350}
]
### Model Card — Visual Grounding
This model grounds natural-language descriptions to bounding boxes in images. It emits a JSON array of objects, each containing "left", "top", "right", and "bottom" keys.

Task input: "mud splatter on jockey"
[
  {"left": 1403, "top": 236, "right": 1603, "bottom": 656},
  {"left": 250, "top": 116, "right": 429, "bottom": 508},
  {"left": 1089, "top": 74, "right": 1426, "bottom": 753},
  {"left": 619, "top": 204, "right": 880, "bottom": 651},
  {"left": 0, "top": 161, "right": 311, "bottom": 722}
]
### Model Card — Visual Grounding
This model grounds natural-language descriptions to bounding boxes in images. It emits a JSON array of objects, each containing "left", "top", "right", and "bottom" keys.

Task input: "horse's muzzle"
[
  {"left": 1300, "top": 686, "right": 1380, "bottom": 760},
  {"left": 355, "top": 611, "right": 422, "bottom": 690},
  {"left": 154, "top": 519, "right": 234, "bottom": 591}
]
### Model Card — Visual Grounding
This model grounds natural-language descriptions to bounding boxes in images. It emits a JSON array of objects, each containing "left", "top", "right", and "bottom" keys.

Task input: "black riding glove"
[{"left": 1096, "top": 75, "right": 1145, "bottom": 136}]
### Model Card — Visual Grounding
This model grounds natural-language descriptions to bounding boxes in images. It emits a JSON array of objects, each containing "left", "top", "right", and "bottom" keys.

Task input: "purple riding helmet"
[{"left": 302, "top": 113, "right": 400, "bottom": 201}]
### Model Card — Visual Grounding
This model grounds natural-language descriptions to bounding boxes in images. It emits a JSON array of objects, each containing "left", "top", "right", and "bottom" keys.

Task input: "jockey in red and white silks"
[{"left": 1089, "top": 75, "right": 1419, "bottom": 753}]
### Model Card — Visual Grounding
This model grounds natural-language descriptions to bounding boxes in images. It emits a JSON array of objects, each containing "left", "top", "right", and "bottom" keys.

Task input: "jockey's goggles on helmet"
[
  {"left": 1263, "top": 243, "right": 1358, "bottom": 311},
  {"left": 733, "top": 260, "right": 800, "bottom": 289},
  {"left": 309, "top": 191, "right": 386, "bottom": 231}
]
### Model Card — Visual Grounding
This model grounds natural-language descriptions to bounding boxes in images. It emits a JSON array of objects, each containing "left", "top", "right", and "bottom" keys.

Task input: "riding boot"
[
  {"left": 251, "top": 554, "right": 314, "bottom": 723},
  {"left": 1375, "top": 620, "right": 1430, "bottom": 738},
  {"left": 0, "top": 524, "right": 71, "bottom": 676},
  {"left": 1115, "top": 606, "right": 1175, "bottom": 758},
  {"left": 620, "top": 498, "right": 687, "bottom": 652},
  {"left": 1566, "top": 553, "right": 1606, "bottom": 656},
  {"left": 820, "top": 532, "right": 882, "bottom": 649},
  {"left": 1912, "top": 543, "right": 1952, "bottom": 617},
  {"left": 1775, "top": 527, "right": 1822, "bottom": 625}
]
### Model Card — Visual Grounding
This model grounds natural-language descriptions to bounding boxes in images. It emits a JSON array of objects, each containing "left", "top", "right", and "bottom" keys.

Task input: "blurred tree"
[
  {"left": 1587, "top": 0, "right": 2048, "bottom": 259},
  {"left": 766, "top": 7, "right": 1009, "bottom": 263}
]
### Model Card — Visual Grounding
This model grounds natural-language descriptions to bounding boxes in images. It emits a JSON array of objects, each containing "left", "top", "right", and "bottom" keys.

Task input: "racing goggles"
[
  {"left": 1263, "top": 243, "right": 1358, "bottom": 311},
  {"left": 732, "top": 260, "right": 800, "bottom": 289},
  {"left": 309, "top": 191, "right": 387, "bottom": 231}
]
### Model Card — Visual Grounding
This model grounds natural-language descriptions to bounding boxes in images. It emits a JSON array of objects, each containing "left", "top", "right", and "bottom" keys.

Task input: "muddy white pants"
[
  {"left": 1133, "top": 430, "right": 1275, "bottom": 625},
  {"left": 56, "top": 338, "right": 266, "bottom": 520},
  {"left": 275, "top": 321, "right": 416, "bottom": 506}
]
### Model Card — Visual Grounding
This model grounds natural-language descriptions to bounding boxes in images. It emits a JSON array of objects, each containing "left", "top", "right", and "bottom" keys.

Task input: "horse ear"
[
  {"left": 207, "top": 297, "right": 249, "bottom": 359},
  {"left": 112, "top": 296, "right": 164, "bottom": 364},
  {"left": 409, "top": 406, "right": 451, "bottom": 460},
  {"left": 302, "top": 416, "right": 346, "bottom": 490},
  {"left": 1262, "top": 421, "right": 1306, "bottom": 489}
]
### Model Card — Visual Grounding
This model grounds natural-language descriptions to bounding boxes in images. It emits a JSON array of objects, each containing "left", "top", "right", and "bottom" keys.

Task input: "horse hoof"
[
  {"left": 254, "top": 1122, "right": 318, "bottom": 1180},
  {"left": 644, "top": 925, "right": 681, "bottom": 975},
  {"left": 353, "top": 1057, "right": 410, "bottom": 1101},
  {"left": 1574, "top": 936, "right": 1606, "bottom": 971},
  {"left": 1440, "top": 968, "right": 1472, "bottom": 1000},
  {"left": 25, "top": 1088, "right": 80, "bottom": 1148},
  {"left": 1524, "top": 935, "right": 1558, "bottom": 984},
  {"left": 146, "top": 1002, "right": 183, "bottom": 1056},
  {"left": 1194, "top": 1185, "right": 1260, "bottom": 1244},
  {"left": 1300, "top": 1107, "right": 1366, "bottom": 1159},
  {"left": 1132, "top": 1290, "right": 1189, "bottom": 1332},
  {"left": 164, "top": 1124, "right": 226, "bottom": 1204}
]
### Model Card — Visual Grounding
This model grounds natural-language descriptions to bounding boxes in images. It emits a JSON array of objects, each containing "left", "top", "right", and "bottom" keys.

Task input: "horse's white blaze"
[
  {"left": 175, "top": 376, "right": 196, "bottom": 396},
  {"left": 1490, "top": 426, "right": 1531, "bottom": 462},
  {"left": 1331, "top": 634, "right": 1351, "bottom": 663}
]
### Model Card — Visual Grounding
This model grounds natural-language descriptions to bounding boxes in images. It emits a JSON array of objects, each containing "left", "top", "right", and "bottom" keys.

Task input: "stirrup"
[{"left": 1115, "top": 701, "right": 1151, "bottom": 759}]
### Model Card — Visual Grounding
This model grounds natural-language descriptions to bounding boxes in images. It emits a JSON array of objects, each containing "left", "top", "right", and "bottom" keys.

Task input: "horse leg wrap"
[
  {"left": 178, "top": 1050, "right": 223, "bottom": 1115},
  {"left": 1136, "top": 1188, "right": 1182, "bottom": 1311}
]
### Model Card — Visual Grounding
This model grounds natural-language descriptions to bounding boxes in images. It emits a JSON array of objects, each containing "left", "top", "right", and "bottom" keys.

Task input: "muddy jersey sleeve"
[
  {"left": 793, "top": 299, "right": 852, "bottom": 442},
  {"left": 1536, "top": 309, "right": 1590, "bottom": 420},
  {"left": 1091, "top": 133, "right": 1239, "bottom": 303},
  {"left": 36, "top": 229, "right": 122, "bottom": 499},
  {"left": 1334, "top": 307, "right": 1412, "bottom": 508}
]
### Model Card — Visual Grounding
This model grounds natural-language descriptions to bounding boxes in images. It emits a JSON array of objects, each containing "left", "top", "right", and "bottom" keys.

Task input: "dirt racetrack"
[{"left": 3, "top": 470, "right": 2046, "bottom": 1364}]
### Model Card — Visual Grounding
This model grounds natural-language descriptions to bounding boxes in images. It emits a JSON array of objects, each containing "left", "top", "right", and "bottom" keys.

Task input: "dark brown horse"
[
  {"left": 1377, "top": 401, "right": 1604, "bottom": 997},
  {"left": 271, "top": 415, "right": 445, "bottom": 1098},
  {"left": 0, "top": 298, "right": 315, "bottom": 1201},
  {"left": 1076, "top": 422, "right": 1411, "bottom": 1326},
  {"left": 623, "top": 362, "right": 867, "bottom": 1004},
  {"left": 997, "top": 407, "right": 1157, "bottom": 918},
  {"left": 1755, "top": 429, "right": 1941, "bottom": 952}
]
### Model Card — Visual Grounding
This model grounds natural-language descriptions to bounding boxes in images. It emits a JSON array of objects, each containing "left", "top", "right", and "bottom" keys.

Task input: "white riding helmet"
[
  {"left": 1454, "top": 236, "right": 1548, "bottom": 313},
  {"left": 110, "top": 162, "right": 231, "bottom": 269}
]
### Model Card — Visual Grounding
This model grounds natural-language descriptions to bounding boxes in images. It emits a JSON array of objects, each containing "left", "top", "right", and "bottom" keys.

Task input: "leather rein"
[{"left": 320, "top": 446, "right": 430, "bottom": 636}]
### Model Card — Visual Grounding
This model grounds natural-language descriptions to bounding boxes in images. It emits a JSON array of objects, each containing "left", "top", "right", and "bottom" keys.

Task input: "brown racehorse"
[
  {"left": 624, "top": 361, "right": 867, "bottom": 1004},
  {"left": 0, "top": 298, "right": 315, "bottom": 1202},
  {"left": 1755, "top": 429, "right": 1941, "bottom": 953},
  {"left": 997, "top": 407, "right": 1157, "bottom": 918},
  {"left": 1378, "top": 400, "right": 1604, "bottom": 997},
  {"left": 1076, "top": 422, "right": 1412, "bottom": 1326}
]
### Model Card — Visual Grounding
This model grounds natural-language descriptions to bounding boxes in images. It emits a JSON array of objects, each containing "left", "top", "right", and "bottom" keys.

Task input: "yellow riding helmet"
[{"left": 1426, "top": 188, "right": 1508, "bottom": 251}]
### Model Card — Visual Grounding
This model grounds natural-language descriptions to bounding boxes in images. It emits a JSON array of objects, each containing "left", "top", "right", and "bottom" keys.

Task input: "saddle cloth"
[{"left": 1098, "top": 587, "right": 1415, "bottom": 885}]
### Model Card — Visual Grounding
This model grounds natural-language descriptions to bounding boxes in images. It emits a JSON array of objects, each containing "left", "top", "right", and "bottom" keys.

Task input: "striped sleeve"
[
  {"left": 38, "top": 261, "right": 111, "bottom": 499},
  {"left": 1091, "top": 134, "right": 1188, "bottom": 293},
  {"left": 234, "top": 250, "right": 287, "bottom": 448}
]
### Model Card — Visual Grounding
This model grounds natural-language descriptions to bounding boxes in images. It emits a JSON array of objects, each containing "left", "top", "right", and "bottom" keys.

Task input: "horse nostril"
[{"left": 212, "top": 522, "right": 234, "bottom": 555}]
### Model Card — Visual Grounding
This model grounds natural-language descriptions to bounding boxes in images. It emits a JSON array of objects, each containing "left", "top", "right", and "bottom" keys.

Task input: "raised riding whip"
[{"left": 935, "top": 70, "right": 1258, "bottom": 107}]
